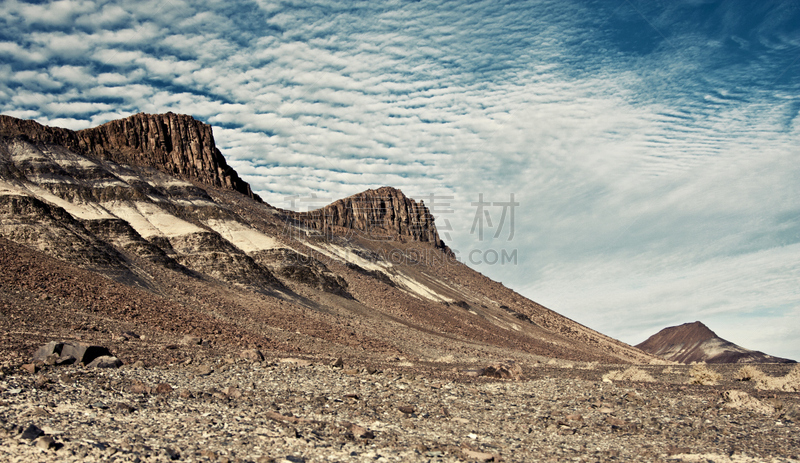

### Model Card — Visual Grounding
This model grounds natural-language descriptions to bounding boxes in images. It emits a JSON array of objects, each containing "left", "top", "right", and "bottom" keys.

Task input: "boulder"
[{"left": 33, "top": 341, "right": 112, "bottom": 366}]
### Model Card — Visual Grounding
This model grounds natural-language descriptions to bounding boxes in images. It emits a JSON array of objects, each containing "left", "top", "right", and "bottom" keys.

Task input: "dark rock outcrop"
[
  {"left": 0, "top": 113, "right": 260, "bottom": 201},
  {"left": 287, "top": 187, "right": 446, "bottom": 249},
  {"left": 637, "top": 321, "right": 796, "bottom": 364}
]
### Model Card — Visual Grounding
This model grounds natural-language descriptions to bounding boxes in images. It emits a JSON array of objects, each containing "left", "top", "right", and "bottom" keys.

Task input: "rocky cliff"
[
  {"left": 0, "top": 113, "right": 260, "bottom": 201},
  {"left": 637, "top": 321, "right": 795, "bottom": 364},
  {"left": 287, "top": 187, "right": 447, "bottom": 249}
]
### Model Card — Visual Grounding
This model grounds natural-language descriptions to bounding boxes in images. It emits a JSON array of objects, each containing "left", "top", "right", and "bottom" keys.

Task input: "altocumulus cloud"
[{"left": 1, "top": 0, "right": 799, "bottom": 359}]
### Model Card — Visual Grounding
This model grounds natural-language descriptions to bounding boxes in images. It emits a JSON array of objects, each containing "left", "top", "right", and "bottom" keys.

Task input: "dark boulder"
[{"left": 33, "top": 341, "right": 114, "bottom": 366}]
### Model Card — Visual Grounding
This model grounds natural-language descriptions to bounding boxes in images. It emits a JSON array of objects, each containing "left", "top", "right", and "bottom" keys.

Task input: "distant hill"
[{"left": 636, "top": 321, "right": 796, "bottom": 364}]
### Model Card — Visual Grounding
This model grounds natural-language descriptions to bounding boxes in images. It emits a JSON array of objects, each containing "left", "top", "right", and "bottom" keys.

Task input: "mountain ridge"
[{"left": 0, "top": 112, "right": 654, "bottom": 368}]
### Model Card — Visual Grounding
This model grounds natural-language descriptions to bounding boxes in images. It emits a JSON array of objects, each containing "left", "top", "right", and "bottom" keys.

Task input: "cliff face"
[
  {"left": 289, "top": 186, "right": 447, "bottom": 249},
  {"left": 0, "top": 113, "right": 260, "bottom": 201}
]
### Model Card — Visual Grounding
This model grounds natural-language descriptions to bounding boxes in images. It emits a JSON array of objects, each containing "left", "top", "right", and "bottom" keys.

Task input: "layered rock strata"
[
  {"left": 0, "top": 113, "right": 259, "bottom": 201},
  {"left": 287, "top": 187, "right": 446, "bottom": 249}
]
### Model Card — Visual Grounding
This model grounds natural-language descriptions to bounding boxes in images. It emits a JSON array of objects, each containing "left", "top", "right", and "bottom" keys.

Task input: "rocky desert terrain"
[
  {"left": 1, "top": 355, "right": 799, "bottom": 462},
  {"left": 1, "top": 113, "right": 798, "bottom": 462}
]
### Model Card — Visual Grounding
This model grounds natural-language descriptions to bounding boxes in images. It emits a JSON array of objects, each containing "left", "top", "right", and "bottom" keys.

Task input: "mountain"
[
  {"left": 636, "top": 321, "right": 795, "bottom": 364},
  {"left": 0, "top": 112, "right": 654, "bottom": 368}
]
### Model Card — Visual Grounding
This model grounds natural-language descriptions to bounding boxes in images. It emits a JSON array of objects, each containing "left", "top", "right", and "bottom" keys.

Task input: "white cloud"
[
  {"left": 14, "top": 0, "right": 96, "bottom": 27},
  {"left": 0, "top": 0, "right": 798, "bottom": 360},
  {"left": 0, "top": 42, "right": 48, "bottom": 63}
]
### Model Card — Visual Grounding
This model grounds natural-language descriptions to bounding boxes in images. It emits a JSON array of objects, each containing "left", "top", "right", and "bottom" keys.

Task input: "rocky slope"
[
  {"left": 636, "top": 321, "right": 796, "bottom": 364},
  {"left": 0, "top": 112, "right": 653, "bottom": 369}
]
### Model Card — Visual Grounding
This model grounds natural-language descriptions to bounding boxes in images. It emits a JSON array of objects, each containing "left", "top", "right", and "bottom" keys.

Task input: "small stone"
[
  {"left": 240, "top": 348, "right": 264, "bottom": 362},
  {"left": 194, "top": 364, "right": 213, "bottom": 376},
  {"left": 178, "top": 389, "right": 193, "bottom": 399},
  {"left": 565, "top": 414, "right": 583, "bottom": 421},
  {"left": 90, "top": 401, "right": 108, "bottom": 410},
  {"left": 350, "top": 424, "right": 375, "bottom": 439},
  {"left": 114, "top": 403, "right": 136, "bottom": 413},
  {"left": 164, "top": 447, "right": 180, "bottom": 460},
  {"left": 130, "top": 360, "right": 145, "bottom": 369},
  {"left": 20, "top": 363, "right": 37, "bottom": 374},
  {"left": 398, "top": 406, "right": 415, "bottom": 415},
  {"left": 280, "top": 358, "right": 313, "bottom": 366},
  {"left": 462, "top": 449, "right": 495, "bottom": 462},
  {"left": 33, "top": 374, "right": 49, "bottom": 388},
  {"left": 223, "top": 386, "right": 242, "bottom": 399},
  {"left": 155, "top": 383, "right": 173, "bottom": 395},
  {"left": 480, "top": 362, "right": 523, "bottom": 380},
  {"left": 31, "top": 407, "right": 50, "bottom": 417},
  {"left": 605, "top": 416, "right": 626, "bottom": 427},
  {"left": 129, "top": 380, "right": 149, "bottom": 394},
  {"left": 34, "top": 435, "right": 55, "bottom": 450},
  {"left": 180, "top": 335, "right": 202, "bottom": 346},
  {"left": 331, "top": 357, "right": 344, "bottom": 368},
  {"left": 20, "top": 424, "right": 44, "bottom": 440},
  {"left": 86, "top": 356, "right": 122, "bottom": 368}
]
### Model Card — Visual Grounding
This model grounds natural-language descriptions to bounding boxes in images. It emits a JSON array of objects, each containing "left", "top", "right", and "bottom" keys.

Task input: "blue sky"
[{"left": 2, "top": 0, "right": 799, "bottom": 360}]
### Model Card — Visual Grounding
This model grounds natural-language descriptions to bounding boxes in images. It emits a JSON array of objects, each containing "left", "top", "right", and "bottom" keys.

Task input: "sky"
[{"left": 1, "top": 0, "right": 799, "bottom": 360}]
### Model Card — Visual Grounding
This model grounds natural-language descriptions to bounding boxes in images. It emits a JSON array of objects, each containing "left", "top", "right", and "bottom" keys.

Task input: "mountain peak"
[
  {"left": 0, "top": 113, "right": 260, "bottom": 201},
  {"left": 637, "top": 321, "right": 795, "bottom": 364}
]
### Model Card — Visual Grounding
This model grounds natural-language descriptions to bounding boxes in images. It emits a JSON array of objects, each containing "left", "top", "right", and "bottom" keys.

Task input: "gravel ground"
[{"left": 1, "top": 358, "right": 798, "bottom": 462}]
